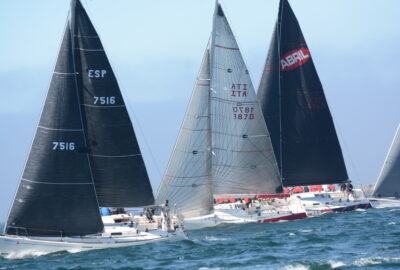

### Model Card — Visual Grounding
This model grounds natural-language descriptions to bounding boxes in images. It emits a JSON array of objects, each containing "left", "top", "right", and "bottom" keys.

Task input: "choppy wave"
[{"left": 0, "top": 208, "right": 400, "bottom": 269}]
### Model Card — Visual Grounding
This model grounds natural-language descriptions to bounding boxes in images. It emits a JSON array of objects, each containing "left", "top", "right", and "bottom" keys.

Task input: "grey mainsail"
[
  {"left": 373, "top": 125, "right": 400, "bottom": 198},
  {"left": 73, "top": 0, "right": 154, "bottom": 207},
  {"left": 5, "top": 8, "right": 103, "bottom": 237},
  {"left": 156, "top": 3, "right": 282, "bottom": 217},
  {"left": 210, "top": 3, "right": 282, "bottom": 195},
  {"left": 156, "top": 46, "right": 214, "bottom": 218}
]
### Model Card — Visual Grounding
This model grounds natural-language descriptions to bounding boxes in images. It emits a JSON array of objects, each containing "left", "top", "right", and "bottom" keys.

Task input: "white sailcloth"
[
  {"left": 156, "top": 47, "right": 214, "bottom": 218},
  {"left": 210, "top": 4, "right": 282, "bottom": 195},
  {"left": 156, "top": 3, "right": 282, "bottom": 218},
  {"left": 373, "top": 124, "right": 400, "bottom": 198}
]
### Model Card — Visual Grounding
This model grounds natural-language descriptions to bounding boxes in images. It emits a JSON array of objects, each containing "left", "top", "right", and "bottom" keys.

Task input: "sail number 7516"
[
  {"left": 93, "top": 96, "right": 115, "bottom": 105},
  {"left": 52, "top": 142, "right": 75, "bottom": 151}
]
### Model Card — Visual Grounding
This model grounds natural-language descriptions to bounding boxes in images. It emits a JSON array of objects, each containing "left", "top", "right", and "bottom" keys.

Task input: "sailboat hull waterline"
[{"left": 0, "top": 227, "right": 185, "bottom": 259}]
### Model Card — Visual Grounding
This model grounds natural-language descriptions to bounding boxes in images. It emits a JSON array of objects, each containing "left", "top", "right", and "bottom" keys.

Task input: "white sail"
[
  {"left": 156, "top": 3, "right": 282, "bottom": 219},
  {"left": 156, "top": 46, "right": 214, "bottom": 218},
  {"left": 209, "top": 3, "right": 282, "bottom": 195},
  {"left": 373, "top": 124, "right": 400, "bottom": 198}
]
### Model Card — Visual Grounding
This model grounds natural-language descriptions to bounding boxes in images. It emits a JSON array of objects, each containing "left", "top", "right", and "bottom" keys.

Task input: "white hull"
[
  {"left": 183, "top": 205, "right": 307, "bottom": 230},
  {"left": 370, "top": 197, "right": 400, "bottom": 208},
  {"left": 0, "top": 226, "right": 186, "bottom": 259},
  {"left": 282, "top": 190, "right": 372, "bottom": 216}
]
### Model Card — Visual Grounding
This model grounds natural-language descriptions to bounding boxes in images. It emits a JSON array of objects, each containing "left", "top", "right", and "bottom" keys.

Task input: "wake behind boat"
[
  {"left": 156, "top": 2, "right": 307, "bottom": 231},
  {"left": 0, "top": 0, "right": 184, "bottom": 258}
]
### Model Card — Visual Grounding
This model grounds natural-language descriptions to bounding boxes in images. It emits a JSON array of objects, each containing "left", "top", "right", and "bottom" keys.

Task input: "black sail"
[
  {"left": 257, "top": 0, "right": 348, "bottom": 186},
  {"left": 5, "top": 20, "right": 103, "bottom": 237},
  {"left": 72, "top": 0, "right": 154, "bottom": 207}
]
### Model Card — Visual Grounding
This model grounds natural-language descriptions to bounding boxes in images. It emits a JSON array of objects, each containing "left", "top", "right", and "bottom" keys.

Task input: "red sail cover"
[{"left": 257, "top": 0, "right": 348, "bottom": 186}]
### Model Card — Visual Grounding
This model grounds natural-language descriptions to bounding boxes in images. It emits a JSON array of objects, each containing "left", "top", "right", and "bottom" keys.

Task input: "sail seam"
[
  {"left": 38, "top": 125, "right": 83, "bottom": 131},
  {"left": 88, "top": 153, "right": 141, "bottom": 158},
  {"left": 74, "top": 48, "right": 104, "bottom": 51},
  {"left": 22, "top": 178, "right": 92, "bottom": 185},
  {"left": 81, "top": 104, "right": 126, "bottom": 108},
  {"left": 165, "top": 174, "right": 211, "bottom": 179},
  {"left": 213, "top": 147, "right": 272, "bottom": 153},
  {"left": 53, "top": 72, "right": 77, "bottom": 75},
  {"left": 214, "top": 44, "right": 239, "bottom": 50}
]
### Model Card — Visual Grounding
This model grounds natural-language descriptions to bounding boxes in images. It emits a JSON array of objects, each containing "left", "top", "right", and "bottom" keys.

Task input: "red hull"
[{"left": 256, "top": 212, "right": 307, "bottom": 223}]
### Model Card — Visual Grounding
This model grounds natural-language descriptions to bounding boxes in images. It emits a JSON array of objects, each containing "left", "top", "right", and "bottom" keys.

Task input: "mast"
[{"left": 258, "top": 0, "right": 348, "bottom": 187}]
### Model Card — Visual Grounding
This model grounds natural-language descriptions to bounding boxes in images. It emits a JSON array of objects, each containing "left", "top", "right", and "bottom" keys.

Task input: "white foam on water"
[
  {"left": 388, "top": 222, "right": 396, "bottom": 225},
  {"left": 204, "top": 236, "right": 230, "bottom": 241},
  {"left": 3, "top": 250, "right": 48, "bottom": 259},
  {"left": 280, "top": 264, "right": 310, "bottom": 270},
  {"left": 352, "top": 257, "right": 400, "bottom": 267},
  {"left": 67, "top": 248, "right": 84, "bottom": 254},
  {"left": 298, "top": 229, "right": 312, "bottom": 233},
  {"left": 288, "top": 232, "right": 296, "bottom": 236},
  {"left": 328, "top": 260, "right": 346, "bottom": 268},
  {"left": 355, "top": 209, "right": 366, "bottom": 212}
]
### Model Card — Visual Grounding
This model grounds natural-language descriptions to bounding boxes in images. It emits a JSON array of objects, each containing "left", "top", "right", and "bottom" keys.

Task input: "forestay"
[
  {"left": 257, "top": 0, "right": 348, "bottom": 186},
  {"left": 373, "top": 125, "right": 400, "bottom": 198},
  {"left": 5, "top": 15, "right": 103, "bottom": 237},
  {"left": 73, "top": 0, "right": 154, "bottom": 207},
  {"left": 210, "top": 4, "right": 282, "bottom": 195}
]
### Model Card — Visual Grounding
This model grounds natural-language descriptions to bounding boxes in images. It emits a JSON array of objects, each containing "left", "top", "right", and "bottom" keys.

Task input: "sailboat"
[
  {"left": 370, "top": 124, "right": 400, "bottom": 208},
  {"left": 257, "top": 0, "right": 371, "bottom": 215},
  {"left": 156, "top": 2, "right": 307, "bottom": 231},
  {"left": 0, "top": 0, "right": 184, "bottom": 258}
]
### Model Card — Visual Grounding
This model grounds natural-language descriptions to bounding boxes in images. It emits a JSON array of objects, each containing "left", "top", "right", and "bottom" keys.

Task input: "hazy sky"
[{"left": 0, "top": 0, "right": 399, "bottom": 221}]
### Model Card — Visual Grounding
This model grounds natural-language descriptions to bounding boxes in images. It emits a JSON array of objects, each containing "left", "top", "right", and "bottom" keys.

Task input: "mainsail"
[
  {"left": 156, "top": 3, "right": 282, "bottom": 217},
  {"left": 257, "top": 0, "right": 348, "bottom": 186},
  {"left": 5, "top": 0, "right": 154, "bottom": 236},
  {"left": 72, "top": 0, "right": 154, "bottom": 207},
  {"left": 5, "top": 5, "right": 103, "bottom": 237},
  {"left": 373, "top": 125, "right": 400, "bottom": 197}
]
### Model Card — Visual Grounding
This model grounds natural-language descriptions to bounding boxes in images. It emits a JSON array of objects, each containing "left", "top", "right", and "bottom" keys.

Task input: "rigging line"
[{"left": 276, "top": 0, "right": 284, "bottom": 184}]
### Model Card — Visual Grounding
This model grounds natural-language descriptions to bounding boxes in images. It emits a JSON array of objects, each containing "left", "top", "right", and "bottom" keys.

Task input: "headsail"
[
  {"left": 257, "top": 0, "right": 348, "bottom": 186},
  {"left": 373, "top": 125, "right": 400, "bottom": 197},
  {"left": 5, "top": 6, "right": 103, "bottom": 237},
  {"left": 73, "top": 0, "right": 154, "bottom": 207},
  {"left": 210, "top": 3, "right": 282, "bottom": 194},
  {"left": 156, "top": 46, "right": 214, "bottom": 218}
]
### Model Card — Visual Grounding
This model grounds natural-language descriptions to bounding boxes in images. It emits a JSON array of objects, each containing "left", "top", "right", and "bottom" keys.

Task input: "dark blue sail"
[
  {"left": 5, "top": 16, "right": 103, "bottom": 237},
  {"left": 72, "top": 0, "right": 154, "bottom": 207},
  {"left": 257, "top": 0, "right": 348, "bottom": 186}
]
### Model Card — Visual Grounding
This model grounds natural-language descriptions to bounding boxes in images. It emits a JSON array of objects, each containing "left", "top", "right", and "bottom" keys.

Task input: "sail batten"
[{"left": 258, "top": 0, "right": 348, "bottom": 186}]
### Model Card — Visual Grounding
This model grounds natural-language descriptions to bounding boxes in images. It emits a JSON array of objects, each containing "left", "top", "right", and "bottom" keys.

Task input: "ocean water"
[{"left": 1, "top": 208, "right": 399, "bottom": 270}]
